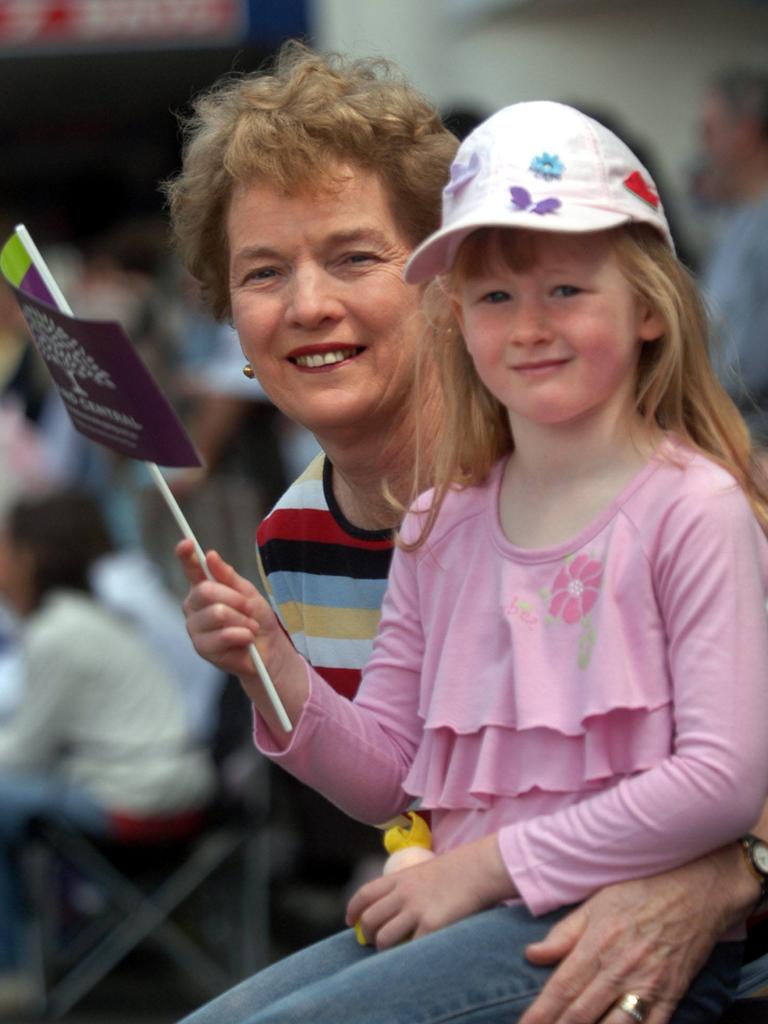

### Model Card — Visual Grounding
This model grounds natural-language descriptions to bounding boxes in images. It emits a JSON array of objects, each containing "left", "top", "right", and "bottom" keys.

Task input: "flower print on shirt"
[
  {"left": 502, "top": 596, "right": 539, "bottom": 629},
  {"left": 541, "top": 553, "right": 602, "bottom": 669},
  {"left": 549, "top": 554, "right": 601, "bottom": 622}
]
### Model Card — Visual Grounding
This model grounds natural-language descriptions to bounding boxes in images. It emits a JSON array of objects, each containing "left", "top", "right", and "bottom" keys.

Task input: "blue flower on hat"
[
  {"left": 510, "top": 187, "right": 562, "bottom": 216},
  {"left": 443, "top": 151, "right": 481, "bottom": 198},
  {"left": 530, "top": 153, "right": 565, "bottom": 181}
]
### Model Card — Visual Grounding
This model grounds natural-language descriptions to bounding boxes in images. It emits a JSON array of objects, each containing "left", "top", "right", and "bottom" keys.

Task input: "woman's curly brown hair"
[{"left": 163, "top": 40, "right": 458, "bottom": 320}]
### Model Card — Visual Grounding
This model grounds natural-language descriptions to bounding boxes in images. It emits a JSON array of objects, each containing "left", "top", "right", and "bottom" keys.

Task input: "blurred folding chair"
[{"left": 20, "top": 677, "right": 271, "bottom": 1019}]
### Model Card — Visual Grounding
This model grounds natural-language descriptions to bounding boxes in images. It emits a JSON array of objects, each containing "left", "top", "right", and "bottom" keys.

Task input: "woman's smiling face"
[{"left": 226, "top": 167, "right": 423, "bottom": 446}]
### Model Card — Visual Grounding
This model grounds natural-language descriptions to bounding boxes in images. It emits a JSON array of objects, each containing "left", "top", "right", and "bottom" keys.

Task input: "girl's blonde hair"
[
  {"left": 405, "top": 224, "right": 768, "bottom": 547},
  {"left": 163, "top": 40, "right": 457, "bottom": 320}
]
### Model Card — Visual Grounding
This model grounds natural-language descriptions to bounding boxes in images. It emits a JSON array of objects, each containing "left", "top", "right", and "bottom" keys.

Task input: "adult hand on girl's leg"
[
  {"left": 346, "top": 832, "right": 515, "bottom": 950},
  {"left": 518, "top": 841, "right": 758, "bottom": 1024}
]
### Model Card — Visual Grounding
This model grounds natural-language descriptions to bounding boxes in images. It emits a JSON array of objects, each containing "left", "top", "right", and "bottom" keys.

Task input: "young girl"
[{"left": 177, "top": 101, "right": 768, "bottom": 1024}]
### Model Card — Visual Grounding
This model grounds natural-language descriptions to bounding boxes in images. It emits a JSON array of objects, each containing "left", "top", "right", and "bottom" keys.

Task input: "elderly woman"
[
  {"left": 165, "top": 42, "right": 768, "bottom": 1024},
  {"left": 166, "top": 43, "right": 451, "bottom": 696}
]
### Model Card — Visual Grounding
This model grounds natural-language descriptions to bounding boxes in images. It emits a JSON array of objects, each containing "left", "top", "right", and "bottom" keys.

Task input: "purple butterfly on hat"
[
  {"left": 443, "top": 151, "right": 481, "bottom": 198},
  {"left": 509, "top": 188, "right": 562, "bottom": 216}
]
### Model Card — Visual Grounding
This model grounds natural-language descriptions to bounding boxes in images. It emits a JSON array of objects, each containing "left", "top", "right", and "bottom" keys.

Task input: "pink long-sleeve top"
[{"left": 256, "top": 440, "right": 768, "bottom": 916}]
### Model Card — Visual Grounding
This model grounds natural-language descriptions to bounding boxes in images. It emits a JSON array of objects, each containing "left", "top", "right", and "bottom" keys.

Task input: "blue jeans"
[
  {"left": 178, "top": 905, "right": 743, "bottom": 1024},
  {"left": 0, "top": 772, "right": 109, "bottom": 970}
]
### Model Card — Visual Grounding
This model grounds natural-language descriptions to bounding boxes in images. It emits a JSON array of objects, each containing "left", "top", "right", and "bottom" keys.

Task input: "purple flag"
[{"left": 1, "top": 229, "right": 201, "bottom": 468}]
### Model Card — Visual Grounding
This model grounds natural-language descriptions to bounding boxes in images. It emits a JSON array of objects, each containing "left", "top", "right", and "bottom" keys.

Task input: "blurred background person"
[
  {"left": 695, "top": 68, "right": 768, "bottom": 448},
  {"left": 88, "top": 539, "right": 228, "bottom": 745},
  {"left": 0, "top": 489, "right": 216, "bottom": 1018}
]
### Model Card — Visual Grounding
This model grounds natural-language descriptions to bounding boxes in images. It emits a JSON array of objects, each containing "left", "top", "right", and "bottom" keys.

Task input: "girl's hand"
[
  {"left": 177, "top": 540, "right": 274, "bottom": 677},
  {"left": 176, "top": 540, "right": 306, "bottom": 729},
  {"left": 346, "top": 833, "right": 515, "bottom": 950}
]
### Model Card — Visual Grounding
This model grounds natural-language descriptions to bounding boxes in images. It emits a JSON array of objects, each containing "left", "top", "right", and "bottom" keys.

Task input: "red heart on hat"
[{"left": 623, "top": 170, "right": 659, "bottom": 209}]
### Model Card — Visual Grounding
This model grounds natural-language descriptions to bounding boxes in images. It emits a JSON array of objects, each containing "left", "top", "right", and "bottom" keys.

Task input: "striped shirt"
[{"left": 256, "top": 453, "right": 394, "bottom": 700}]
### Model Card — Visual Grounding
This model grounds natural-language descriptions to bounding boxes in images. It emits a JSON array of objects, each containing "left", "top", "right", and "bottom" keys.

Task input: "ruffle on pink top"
[
  {"left": 405, "top": 708, "right": 673, "bottom": 810},
  {"left": 392, "top": 452, "right": 679, "bottom": 812}
]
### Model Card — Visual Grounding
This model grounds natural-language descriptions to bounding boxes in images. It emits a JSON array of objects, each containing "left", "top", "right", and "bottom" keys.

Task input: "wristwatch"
[{"left": 739, "top": 834, "right": 768, "bottom": 912}]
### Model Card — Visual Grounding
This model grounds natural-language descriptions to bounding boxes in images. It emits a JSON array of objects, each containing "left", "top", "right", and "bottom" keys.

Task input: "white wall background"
[{"left": 311, "top": 0, "right": 768, "bottom": 262}]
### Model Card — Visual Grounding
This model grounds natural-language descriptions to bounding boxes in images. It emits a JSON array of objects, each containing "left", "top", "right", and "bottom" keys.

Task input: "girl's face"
[{"left": 452, "top": 230, "right": 662, "bottom": 436}]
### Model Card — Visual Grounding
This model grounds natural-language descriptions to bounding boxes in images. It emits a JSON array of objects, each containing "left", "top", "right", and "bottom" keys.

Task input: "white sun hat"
[{"left": 404, "top": 100, "right": 673, "bottom": 284}]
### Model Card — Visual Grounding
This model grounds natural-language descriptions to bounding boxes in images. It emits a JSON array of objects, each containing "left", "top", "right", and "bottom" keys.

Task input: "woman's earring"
[{"left": 242, "top": 363, "right": 255, "bottom": 379}]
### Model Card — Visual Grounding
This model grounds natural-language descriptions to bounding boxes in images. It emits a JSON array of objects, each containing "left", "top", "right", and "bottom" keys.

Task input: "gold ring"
[{"left": 616, "top": 993, "right": 648, "bottom": 1022}]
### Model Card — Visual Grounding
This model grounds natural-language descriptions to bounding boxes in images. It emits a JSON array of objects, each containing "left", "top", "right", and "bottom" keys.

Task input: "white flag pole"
[
  {"left": 15, "top": 225, "right": 292, "bottom": 732},
  {"left": 144, "top": 464, "right": 291, "bottom": 732}
]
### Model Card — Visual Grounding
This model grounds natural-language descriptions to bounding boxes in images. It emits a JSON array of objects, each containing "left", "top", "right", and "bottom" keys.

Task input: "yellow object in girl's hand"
[
  {"left": 355, "top": 812, "right": 433, "bottom": 945},
  {"left": 382, "top": 811, "right": 433, "bottom": 873}
]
